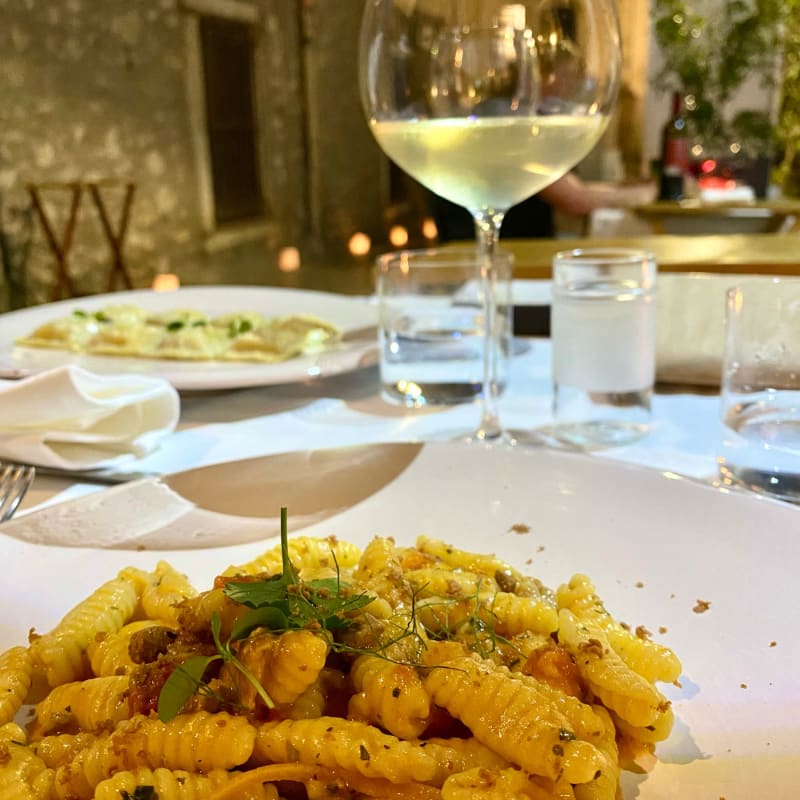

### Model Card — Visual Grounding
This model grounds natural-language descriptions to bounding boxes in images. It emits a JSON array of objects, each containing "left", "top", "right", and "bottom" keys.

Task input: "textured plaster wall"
[
  {"left": 301, "top": 0, "right": 387, "bottom": 248},
  {"left": 0, "top": 0, "right": 207, "bottom": 303},
  {"left": 0, "top": 0, "right": 385, "bottom": 308}
]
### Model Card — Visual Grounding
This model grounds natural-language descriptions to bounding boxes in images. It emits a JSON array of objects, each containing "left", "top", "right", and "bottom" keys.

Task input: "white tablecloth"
[{"left": 23, "top": 338, "right": 723, "bottom": 511}]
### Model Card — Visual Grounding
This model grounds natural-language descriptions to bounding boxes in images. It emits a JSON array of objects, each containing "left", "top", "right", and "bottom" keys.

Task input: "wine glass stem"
[{"left": 473, "top": 212, "right": 505, "bottom": 441}]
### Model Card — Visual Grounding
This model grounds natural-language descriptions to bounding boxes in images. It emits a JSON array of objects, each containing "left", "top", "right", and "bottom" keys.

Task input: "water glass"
[
  {"left": 551, "top": 248, "right": 657, "bottom": 447},
  {"left": 718, "top": 278, "right": 800, "bottom": 503},
  {"left": 376, "top": 248, "right": 512, "bottom": 408}
]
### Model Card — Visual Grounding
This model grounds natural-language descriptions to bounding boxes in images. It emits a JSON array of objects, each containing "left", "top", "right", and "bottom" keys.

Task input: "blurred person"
[{"left": 432, "top": 172, "right": 657, "bottom": 241}]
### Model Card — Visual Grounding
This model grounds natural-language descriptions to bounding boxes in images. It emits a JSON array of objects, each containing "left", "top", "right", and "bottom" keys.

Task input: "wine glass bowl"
[
  {"left": 427, "top": 27, "right": 539, "bottom": 121},
  {"left": 359, "top": 0, "right": 621, "bottom": 439}
]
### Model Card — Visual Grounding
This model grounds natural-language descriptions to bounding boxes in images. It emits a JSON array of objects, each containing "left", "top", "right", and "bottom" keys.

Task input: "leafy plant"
[
  {"left": 775, "top": 0, "right": 800, "bottom": 194},
  {"left": 652, "top": 0, "right": 785, "bottom": 153}
]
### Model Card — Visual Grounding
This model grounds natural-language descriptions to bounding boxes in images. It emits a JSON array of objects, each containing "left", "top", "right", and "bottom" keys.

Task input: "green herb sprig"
[
  {"left": 157, "top": 508, "right": 374, "bottom": 721},
  {"left": 121, "top": 788, "right": 157, "bottom": 800}
]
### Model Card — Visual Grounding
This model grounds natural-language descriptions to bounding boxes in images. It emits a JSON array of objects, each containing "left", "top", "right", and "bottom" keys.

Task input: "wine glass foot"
[{"left": 460, "top": 428, "right": 518, "bottom": 448}]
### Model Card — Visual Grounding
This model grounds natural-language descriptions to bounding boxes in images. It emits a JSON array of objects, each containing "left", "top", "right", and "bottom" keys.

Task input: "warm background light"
[
  {"left": 389, "top": 225, "right": 409, "bottom": 247},
  {"left": 152, "top": 273, "right": 180, "bottom": 292},
  {"left": 421, "top": 217, "right": 438, "bottom": 240},
  {"left": 348, "top": 232, "right": 372, "bottom": 256},
  {"left": 278, "top": 246, "right": 301, "bottom": 272}
]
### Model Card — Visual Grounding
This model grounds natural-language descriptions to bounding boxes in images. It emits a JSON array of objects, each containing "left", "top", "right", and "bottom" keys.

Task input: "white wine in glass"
[{"left": 359, "top": 0, "right": 621, "bottom": 440}]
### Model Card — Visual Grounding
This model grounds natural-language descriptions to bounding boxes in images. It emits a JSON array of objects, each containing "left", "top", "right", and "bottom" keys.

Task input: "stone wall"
[{"left": 0, "top": 0, "right": 388, "bottom": 308}]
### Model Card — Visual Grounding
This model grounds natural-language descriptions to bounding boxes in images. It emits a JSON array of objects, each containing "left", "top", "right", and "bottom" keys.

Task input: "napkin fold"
[{"left": 0, "top": 366, "right": 180, "bottom": 470}]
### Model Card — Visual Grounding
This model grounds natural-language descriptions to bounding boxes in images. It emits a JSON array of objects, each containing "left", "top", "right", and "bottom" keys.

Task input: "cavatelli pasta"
[
  {"left": 441, "top": 765, "right": 559, "bottom": 800},
  {"left": 140, "top": 560, "right": 198, "bottom": 625},
  {"left": 0, "top": 647, "right": 32, "bottom": 726},
  {"left": 0, "top": 723, "right": 54, "bottom": 800},
  {"left": 28, "top": 571, "right": 141, "bottom": 687},
  {"left": 422, "top": 642, "right": 606, "bottom": 784},
  {"left": 92, "top": 767, "right": 279, "bottom": 800},
  {"left": 355, "top": 537, "right": 416, "bottom": 610},
  {"left": 486, "top": 590, "right": 559, "bottom": 636},
  {"left": 53, "top": 712, "right": 256, "bottom": 799},
  {"left": 611, "top": 704, "right": 676, "bottom": 743},
  {"left": 87, "top": 620, "right": 162, "bottom": 677},
  {"left": 224, "top": 535, "right": 362, "bottom": 578},
  {"left": 408, "top": 572, "right": 557, "bottom": 637},
  {"left": 348, "top": 653, "right": 430, "bottom": 738},
  {"left": 573, "top": 707, "right": 620, "bottom": 800},
  {"left": 29, "top": 675, "right": 130, "bottom": 738},
  {"left": 253, "top": 716, "right": 493, "bottom": 786},
  {"left": 29, "top": 732, "right": 99, "bottom": 769},
  {"left": 226, "top": 629, "right": 328, "bottom": 708},
  {"left": 415, "top": 535, "right": 554, "bottom": 601},
  {"left": 0, "top": 532, "right": 681, "bottom": 800},
  {"left": 557, "top": 574, "right": 682, "bottom": 683},
  {"left": 557, "top": 609, "right": 671, "bottom": 729}
]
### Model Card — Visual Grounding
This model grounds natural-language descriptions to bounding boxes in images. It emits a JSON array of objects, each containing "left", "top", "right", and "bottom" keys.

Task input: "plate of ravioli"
[{"left": 0, "top": 286, "right": 378, "bottom": 390}]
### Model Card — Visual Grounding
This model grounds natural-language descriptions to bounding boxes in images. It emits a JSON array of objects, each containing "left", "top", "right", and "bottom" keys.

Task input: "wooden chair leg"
[
  {"left": 28, "top": 183, "right": 83, "bottom": 301},
  {"left": 87, "top": 182, "right": 136, "bottom": 292}
]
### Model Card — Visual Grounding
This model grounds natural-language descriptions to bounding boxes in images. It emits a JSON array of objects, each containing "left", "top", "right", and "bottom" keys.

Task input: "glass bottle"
[{"left": 658, "top": 91, "right": 690, "bottom": 200}]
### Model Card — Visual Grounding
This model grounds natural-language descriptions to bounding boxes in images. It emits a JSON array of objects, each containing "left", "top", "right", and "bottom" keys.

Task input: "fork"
[{"left": 0, "top": 463, "right": 36, "bottom": 522}]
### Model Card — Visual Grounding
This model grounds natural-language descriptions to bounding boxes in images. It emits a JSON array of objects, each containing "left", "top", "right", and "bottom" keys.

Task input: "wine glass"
[{"left": 359, "top": 0, "right": 621, "bottom": 441}]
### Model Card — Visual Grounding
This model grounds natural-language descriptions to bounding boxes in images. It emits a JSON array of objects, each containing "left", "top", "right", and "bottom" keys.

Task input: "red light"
[{"left": 700, "top": 159, "right": 717, "bottom": 174}]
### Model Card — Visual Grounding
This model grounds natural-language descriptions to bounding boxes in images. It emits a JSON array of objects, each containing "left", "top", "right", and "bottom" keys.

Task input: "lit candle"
[{"left": 152, "top": 273, "right": 180, "bottom": 292}]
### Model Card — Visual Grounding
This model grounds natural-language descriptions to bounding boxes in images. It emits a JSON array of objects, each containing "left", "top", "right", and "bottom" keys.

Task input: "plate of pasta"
[
  {"left": 0, "top": 286, "right": 378, "bottom": 390},
  {"left": 0, "top": 441, "right": 798, "bottom": 799}
]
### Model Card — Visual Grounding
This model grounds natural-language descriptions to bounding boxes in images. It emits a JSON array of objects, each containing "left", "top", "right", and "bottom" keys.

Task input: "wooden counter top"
[
  {"left": 501, "top": 233, "right": 800, "bottom": 279},
  {"left": 628, "top": 200, "right": 800, "bottom": 235}
]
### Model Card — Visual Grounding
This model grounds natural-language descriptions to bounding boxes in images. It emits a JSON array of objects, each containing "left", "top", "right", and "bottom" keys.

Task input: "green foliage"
[
  {"left": 775, "top": 0, "right": 800, "bottom": 194},
  {"left": 652, "top": 0, "right": 785, "bottom": 151}
]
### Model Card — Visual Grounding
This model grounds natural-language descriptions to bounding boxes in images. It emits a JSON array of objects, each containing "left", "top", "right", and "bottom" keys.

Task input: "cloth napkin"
[{"left": 0, "top": 366, "right": 180, "bottom": 470}]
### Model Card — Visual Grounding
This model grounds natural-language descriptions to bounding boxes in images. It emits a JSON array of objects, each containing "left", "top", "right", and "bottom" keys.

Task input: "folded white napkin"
[{"left": 0, "top": 366, "right": 180, "bottom": 470}]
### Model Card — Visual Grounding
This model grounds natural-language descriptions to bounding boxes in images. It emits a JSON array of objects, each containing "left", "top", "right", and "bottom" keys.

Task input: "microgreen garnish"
[
  {"left": 94, "top": 311, "right": 110, "bottom": 323},
  {"left": 166, "top": 320, "right": 185, "bottom": 331},
  {"left": 72, "top": 309, "right": 87, "bottom": 318},
  {"left": 157, "top": 507, "right": 374, "bottom": 722},
  {"left": 156, "top": 653, "right": 219, "bottom": 722},
  {"left": 121, "top": 788, "right": 157, "bottom": 800},
  {"left": 227, "top": 318, "right": 253, "bottom": 337},
  {"left": 222, "top": 508, "right": 374, "bottom": 635}
]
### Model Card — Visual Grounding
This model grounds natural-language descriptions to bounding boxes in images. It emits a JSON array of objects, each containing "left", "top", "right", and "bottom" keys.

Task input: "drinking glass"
[
  {"left": 377, "top": 248, "right": 513, "bottom": 407},
  {"left": 359, "top": 0, "right": 621, "bottom": 440},
  {"left": 718, "top": 278, "right": 800, "bottom": 503},
  {"left": 551, "top": 248, "right": 657, "bottom": 447}
]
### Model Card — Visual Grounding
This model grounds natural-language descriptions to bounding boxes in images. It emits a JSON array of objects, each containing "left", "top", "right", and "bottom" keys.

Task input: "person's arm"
[{"left": 539, "top": 173, "right": 657, "bottom": 216}]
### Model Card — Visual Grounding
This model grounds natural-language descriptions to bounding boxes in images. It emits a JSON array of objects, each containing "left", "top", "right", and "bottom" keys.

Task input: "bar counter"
[{"left": 503, "top": 232, "right": 800, "bottom": 279}]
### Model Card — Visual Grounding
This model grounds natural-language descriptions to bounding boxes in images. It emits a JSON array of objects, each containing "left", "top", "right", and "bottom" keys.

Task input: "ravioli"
[
  {"left": 85, "top": 322, "right": 163, "bottom": 357},
  {"left": 154, "top": 324, "right": 228, "bottom": 361},
  {"left": 146, "top": 309, "right": 209, "bottom": 328},
  {"left": 221, "top": 314, "right": 340, "bottom": 362},
  {"left": 15, "top": 304, "right": 342, "bottom": 364},
  {"left": 15, "top": 313, "right": 102, "bottom": 352}
]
